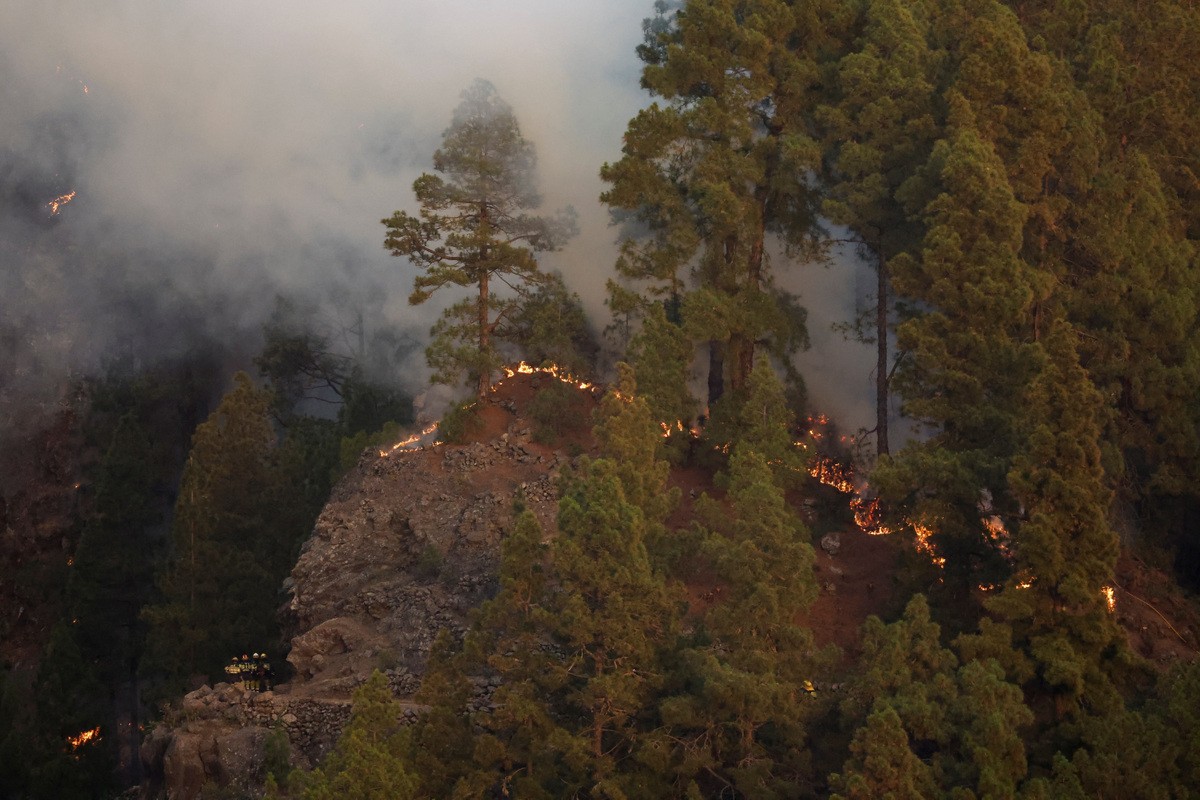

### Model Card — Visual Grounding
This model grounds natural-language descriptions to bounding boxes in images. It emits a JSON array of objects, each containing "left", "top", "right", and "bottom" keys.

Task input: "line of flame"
[
  {"left": 378, "top": 421, "right": 441, "bottom": 457},
  {"left": 67, "top": 727, "right": 101, "bottom": 749},
  {"left": 47, "top": 190, "right": 76, "bottom": 216}
]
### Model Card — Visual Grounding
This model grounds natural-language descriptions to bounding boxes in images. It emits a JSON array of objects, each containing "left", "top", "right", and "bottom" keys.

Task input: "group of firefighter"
[{"left": 224, "top": 652, "right": 274, "bottom": 692}]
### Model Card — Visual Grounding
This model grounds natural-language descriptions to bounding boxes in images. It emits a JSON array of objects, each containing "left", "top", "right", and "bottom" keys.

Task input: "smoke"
[
  {"left": 0, "top": 1, "right": 650, "bottom": 436},
  {"left": 0, "top": 0, "right": 890, "bottom": 451}
]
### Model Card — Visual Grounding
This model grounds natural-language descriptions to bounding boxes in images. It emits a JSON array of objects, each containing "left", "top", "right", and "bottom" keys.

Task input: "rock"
[{"left": 820, "top": 533, "right": 841, "bottom": 556}]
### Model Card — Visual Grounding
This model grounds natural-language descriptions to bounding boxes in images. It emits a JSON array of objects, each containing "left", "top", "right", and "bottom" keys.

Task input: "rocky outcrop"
[{"left": 140, "top": 394, "right": 571, "bottom": 799}]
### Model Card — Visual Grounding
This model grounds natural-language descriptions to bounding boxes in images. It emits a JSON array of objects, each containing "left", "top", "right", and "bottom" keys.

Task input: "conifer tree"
[
  {"left": 660, "top": 446, "right": 822, "bottom": 797},
  {"left": 627, "top": 303, "right": 696, "bottom": 440},
  {"left": 874, "top": 103, "right": 1039, "bottom": 595},
  {"left": 601, "top": 0, "right": 826, "bottom": 406},
  {"left": 452, "top": 512, "right": 562, "bottom": 799},
  {"left": 142, "top": 373, "right": 286, "bottom": 690},
  {"left": 542, "top": 458, "right": 681, "bottom": 796},
  {"left": 383, "top": 79, "right": 576, "bottom": 399},
  {"left": 705, "top": 359, "right": 801, "bottom": 482},
  {"left": 834, "top": 596, "right": 1034, "bottom": 798},
  {"left": 818, "top": 0, "right": 940, "bottom": 456},
  {"left": 957, "top": 325, "right": 1125, "bottom": 724},
  {"left": 591, "top": 363, "right": 680, "bottom": 529},
  {"left": 293, "top": 671, "right": 419, "bottom": 800}
]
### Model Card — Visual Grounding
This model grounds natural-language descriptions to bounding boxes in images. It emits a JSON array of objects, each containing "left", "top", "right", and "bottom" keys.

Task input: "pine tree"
[
  {"left": 660, "top": 446, "right": 822, "bottom": 797},
  {"left": 383, "top": 79, "right": 576, "bottom": 399},
  {"left": 874, "top": 100, "right": 1039, "bottom": 596},
  {"left": 542, "top": 458, "right": 682, "bottom": 796},
  {"left": 627, "top": 303, "right": 696, "bottom": 440},
  {"left": 818, "top": 0, "right": 940, "bottom": 456},
  {"left": 294, "top": 671, "right": 419, "bottom": 800},
  {"left": 834, "top": 596, "right": 1034, "bottom": 798},
  {"left": 591, "top": 363, "right": 680, "bottom": 529},
  {"left": 142, "top": 373, "right": 286, "bottom": 691},
  {"left": 957, "top": 325, "right": 1125, "bottom": 725},
  {"left": 600, "top": 0, "right": 827, "bottom": 406}
]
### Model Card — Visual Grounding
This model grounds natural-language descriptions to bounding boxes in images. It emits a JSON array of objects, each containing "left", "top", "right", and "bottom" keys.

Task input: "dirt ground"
[{"left": 430, "top": 369, "right": 1200, "bottom": 675}]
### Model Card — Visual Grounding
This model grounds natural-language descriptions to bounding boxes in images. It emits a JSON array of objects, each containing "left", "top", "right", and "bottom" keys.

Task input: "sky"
[{"left": 0, "top": 0, "right": 883, "bottom": 445}]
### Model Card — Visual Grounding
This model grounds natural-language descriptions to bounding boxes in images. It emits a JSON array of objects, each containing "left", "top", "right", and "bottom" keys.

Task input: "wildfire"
[
  {"left": 808, "top": 457, "right": 855, "bottom": 493},
  {"left": 850, "top": 495, "right": 890, "bottom": 535},
  {"left": 911, "top": 521, "right": 946, "bottom": 567},
  {"left": 659, "top": 420, "right": 686, "bottom": 438},
  {"left": 1102, "top": 585, "right": 1116, "bottom": 613},
  {"left": 379, "top": 421, "right": 441, "bottom": 457},
  {"left": 67, "top": 727, "right": 100, "bottom": 749},
  {"left": 500, "top": 361, "right": 597, "bottom": 393},
  {"left": 47, "top": 190, "right": 76, "bottom": 216}
]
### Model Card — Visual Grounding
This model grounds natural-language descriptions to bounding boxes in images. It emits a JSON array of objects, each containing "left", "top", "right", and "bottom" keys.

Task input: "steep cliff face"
[{"left": 141, "top": 375, "right": 594, "bottom": 799}]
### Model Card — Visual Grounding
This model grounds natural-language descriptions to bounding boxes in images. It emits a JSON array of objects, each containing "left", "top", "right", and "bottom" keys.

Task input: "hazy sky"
[{"left": 0, "top": 0, "right": 883, "bottom": 439}]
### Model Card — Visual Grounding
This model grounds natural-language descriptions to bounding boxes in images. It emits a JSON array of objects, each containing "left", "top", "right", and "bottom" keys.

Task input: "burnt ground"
[
  {"left": 470, "top": 370, "right": 1199, "bottom": 668},
  {"left": 470, "top": 372, "right": 903, "bottom": 660}
]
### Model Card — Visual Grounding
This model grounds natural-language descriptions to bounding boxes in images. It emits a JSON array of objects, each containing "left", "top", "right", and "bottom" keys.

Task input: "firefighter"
[
  {"left": 223, "top": 656, "right": 240, "bottom": 685},
  {"left": 239, "top": 654, "right": 252, "bottom": 690},
  {"left": 258, "top": 651, "right": 273, "bottom": 692},
  {"left": 803, "top": 679, "right": 817, "bottom": 697}
]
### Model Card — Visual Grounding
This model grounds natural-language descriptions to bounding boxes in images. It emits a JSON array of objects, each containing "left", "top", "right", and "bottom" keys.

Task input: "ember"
[
  {"left": 67, "top": 727, "right": 100, "bottom": 749},
  {"left": 47, "top": 190, "right": 76, "bottom": 216}
]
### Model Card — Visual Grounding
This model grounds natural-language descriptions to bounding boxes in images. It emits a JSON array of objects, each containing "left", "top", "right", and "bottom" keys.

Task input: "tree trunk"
[
  {"left": 876, "top": 257, "right": 890, "bottom": 457},
  {"left": 707, "top": 341, "right": 724, "bottom": 410},
  {"left": 477, "top": 203, "right": 491, "bottom": 400},
  {"left": 729, "top": 199, "right": 766, "bottom": 394},
  {"left": 477, "top": 268, "right": 490, "bottom": 400}
]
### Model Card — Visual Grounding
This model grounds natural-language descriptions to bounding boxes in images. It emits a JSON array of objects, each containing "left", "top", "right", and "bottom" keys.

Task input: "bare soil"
[{"left": 478, "top": 370, "right": 1198, "bottom": 669}]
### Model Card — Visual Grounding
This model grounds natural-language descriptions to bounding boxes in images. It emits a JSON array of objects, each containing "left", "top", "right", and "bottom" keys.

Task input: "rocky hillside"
[
  {"left": 138, "top": 371, "right": 1200, "bottom": 799},
  {"left": 140, "top": 373, "right": 587, "bottom": 800}
]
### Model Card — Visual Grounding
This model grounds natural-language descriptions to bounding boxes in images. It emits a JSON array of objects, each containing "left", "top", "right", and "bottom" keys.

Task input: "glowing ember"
[
  {"left": 67, "top": 727, "right": 100, "bottom": 749},
  {"left": 47, "top": 190, "right": 76, "bottom": 216},
  {"left": 1102, "top": 585, "right": 1116, "bottom": 613}
]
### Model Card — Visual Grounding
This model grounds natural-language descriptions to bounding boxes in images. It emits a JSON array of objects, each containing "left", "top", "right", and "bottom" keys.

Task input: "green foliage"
[
  {"left": 662, "top": 446, "right": 825, "bottom": 797},
  {"left": 413, "top": 544, "right": 443, "bottom": 583},
  {"left": 502, "top": 271, "right": 598, "bottom": 373},
  {"left": 601, "top": 0, "right": 824, "bottom": 402},
  {"left": 834, "top": 595, "right": 1035, "bottom": 799},
  {"left": 436, "top": 400, "right": 482, "bottom": 445},
  {"left": 383, "top": 79, "right": 577, "bottom": 399},
  {"left": 142, "top": 373, "right": 293, "bottom": 696},
  {"left": 293, "top": 671, "right": 419, "bottom": 800},
  {"left": 591, "top": 363, "right": 680, "bottom": 529},
  {"left": 263, "top": 726, "right": 292, "bottom": 789},
  {"left": 526, "top": 379, "right": 584, "bottom": 445}
]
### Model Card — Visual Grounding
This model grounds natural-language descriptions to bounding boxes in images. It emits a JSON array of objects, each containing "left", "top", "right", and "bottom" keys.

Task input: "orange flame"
[
  {"left": 67, "top": 727, "right": 100, "bottom": 749},
  {"left": 500, "top": 361, "right": 598, "bottom": 393},
  {"left": 379, "top": 421, "right": 441, "bottom": 457},
  {"left": 1102, "top": 585, "right": 1116, "bottom": 613},
  {"left": 47, "top": 190, "right": 76, "bottom": 216}
]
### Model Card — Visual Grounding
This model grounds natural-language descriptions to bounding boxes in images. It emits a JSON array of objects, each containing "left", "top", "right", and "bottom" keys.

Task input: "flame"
[
  {"left": 500, "top": 361, "right": 601, "bottom": 395},
  {"left": 67, "top": 727, "right": 100, "bottom": 749},
  {"left": 1102, "top": 585, "right": 1116, "bottom": 613},
  {"left": 379, "top": 421, "right": 441, "bottom": 457},
  {"left": 808, "top": 457, "right": 855, "bottom": 493},
  {"left": 911, "top": 521, "right": 946, "bottom": 567},
  {"left": 47, "top": 190, "right": 76, "bottom": 216}
]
